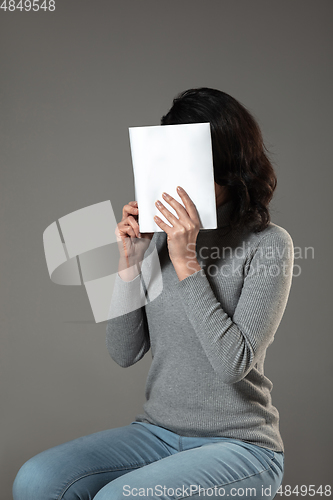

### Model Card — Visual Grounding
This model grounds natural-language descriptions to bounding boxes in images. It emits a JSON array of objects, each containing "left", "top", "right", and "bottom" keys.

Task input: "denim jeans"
[{"left": 13, "top": 421, "right": 284, "bottom": 500}]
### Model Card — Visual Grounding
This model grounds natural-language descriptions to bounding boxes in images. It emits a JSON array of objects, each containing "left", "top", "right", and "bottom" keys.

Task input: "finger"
[
  {"left": 120, "top": 223, "right": 136, "bottom": 239},
  {"left": 122, "top": 202, "right": 139, "bottom": 221},
  {"left": 154, "top": 215, "right": 172, "bottom": 235},
  {"left": 122, "top": 204, "right": 138, "bottom": 221},
  {"left": 119, "top": 216, "right": 140, "bottom": 238},
  {"left": 176, "top": 186, "right": 200, "bottom": 223},
  {"left": 155, "top": 199, "right": 181, "bottom": 227},
  {"left": 126, "top": 216, "right": 141, "bottom": 238},
  {"left": 116, "top": 224, "right": 136, "bottom": 241},
  {"left": 161, "top": 192, "right": 190, "bottom": 221}
]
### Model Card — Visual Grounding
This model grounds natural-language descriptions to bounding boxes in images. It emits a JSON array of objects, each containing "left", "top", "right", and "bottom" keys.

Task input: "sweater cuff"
[
  {"left": 176, "top": 267, "right": 208, "bottom": 295},
  {"left": 175, "top": 267, "right": 233, "bottom": 333},
  {"left": 107, "top": 271, "right": 146, "bottom": 320},
  {"left": 176, "top": 267, "right": 215, "bottom": 314}
]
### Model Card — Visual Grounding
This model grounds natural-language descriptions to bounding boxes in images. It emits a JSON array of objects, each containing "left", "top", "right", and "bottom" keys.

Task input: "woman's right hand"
[{"left": 115, "top": 201, "right": 154, "bottom": 274}]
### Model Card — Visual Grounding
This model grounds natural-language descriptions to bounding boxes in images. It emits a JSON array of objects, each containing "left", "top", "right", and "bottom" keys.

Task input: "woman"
[{"left": 13, "top": 88, "right": 294, "bottom": 499}]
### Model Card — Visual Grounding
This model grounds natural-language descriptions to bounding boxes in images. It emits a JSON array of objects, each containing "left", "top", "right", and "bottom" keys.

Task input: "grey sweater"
[{"left": 106, "top": 199, "right": 294, "bottom": 452}]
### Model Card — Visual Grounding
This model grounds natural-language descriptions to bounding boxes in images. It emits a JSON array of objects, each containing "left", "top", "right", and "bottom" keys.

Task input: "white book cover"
[{"left": 129, "top": 122, "right": 217, "bottom": 233}]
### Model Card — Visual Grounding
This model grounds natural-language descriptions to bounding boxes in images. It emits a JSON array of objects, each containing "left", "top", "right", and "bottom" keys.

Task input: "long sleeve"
[
  {"left": 176, "top": 228, "right": 294, "bottom": 384},
  {"left": 106, "top": 271, "right": 151, "bottom": 367}
]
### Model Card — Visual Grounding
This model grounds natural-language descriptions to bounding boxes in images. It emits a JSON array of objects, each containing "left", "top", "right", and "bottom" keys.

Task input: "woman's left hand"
[{"left": 154, "top": 186, "right": 202, "bottom": 280}]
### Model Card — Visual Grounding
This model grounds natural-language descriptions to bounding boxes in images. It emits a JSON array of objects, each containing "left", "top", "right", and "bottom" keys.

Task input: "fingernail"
[
  {"left": 138, "top": 233, "right": 142, "bottom": 238},
  {"left": 177, "top": 186, "right": 183, "bottom": 192}
]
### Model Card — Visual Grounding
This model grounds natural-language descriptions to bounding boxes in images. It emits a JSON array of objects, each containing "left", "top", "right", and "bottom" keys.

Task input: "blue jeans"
[{"left": 13, "top": 421, "right": 284, "bottom": 499}]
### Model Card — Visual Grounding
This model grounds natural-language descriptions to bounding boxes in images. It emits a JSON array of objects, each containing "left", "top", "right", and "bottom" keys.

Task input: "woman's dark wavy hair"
[{"left": 161, "top": 87, "right": 277, "bottom": 233}]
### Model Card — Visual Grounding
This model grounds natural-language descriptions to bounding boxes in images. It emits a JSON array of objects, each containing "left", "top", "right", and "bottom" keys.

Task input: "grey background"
[{"left": 1, "top": 0, "right": 332, "bottom": 498}]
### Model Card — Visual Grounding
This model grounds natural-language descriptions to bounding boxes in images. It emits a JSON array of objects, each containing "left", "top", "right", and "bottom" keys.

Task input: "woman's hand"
[
  {"left": 115, "top": 201, "right": 154, "bottom": 280},
  {"left": 154, "top": 186, "right": 202, "bottom": 280}
]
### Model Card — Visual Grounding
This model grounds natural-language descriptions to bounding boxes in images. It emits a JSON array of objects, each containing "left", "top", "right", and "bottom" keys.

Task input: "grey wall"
[{"left": 1, "top": 0, "right": 332, "bottom": 497}]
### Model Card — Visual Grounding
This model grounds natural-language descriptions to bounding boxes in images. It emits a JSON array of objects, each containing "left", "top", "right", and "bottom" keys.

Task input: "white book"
[{"left": 129, "top": 122, "right": 217, "bottom": 233}]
